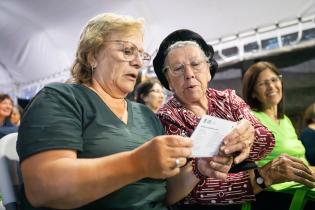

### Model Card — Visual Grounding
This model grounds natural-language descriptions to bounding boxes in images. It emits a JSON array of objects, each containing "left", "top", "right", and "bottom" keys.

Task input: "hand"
[
  {"left": 221, "top": 119, "right": 255, "bottom": 164},
  {"left": 133, "top": 135, "right": 192, "bottom": 179},
  {"left": 197, "top": 154, "right": 233, "bottom": 180},
  {"left": 259, "top": 154, "right": 315, "bottom": 188}
]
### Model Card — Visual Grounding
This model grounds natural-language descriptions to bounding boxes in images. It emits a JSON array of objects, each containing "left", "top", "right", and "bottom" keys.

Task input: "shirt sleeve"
[
  {"left": 17, "top": 86, "right": 83, "bottom": 162},
  {"left": 228, "top": 90, "right": 275, "bottom": 161},
  {"left": 157, "top": 103, "right": 256, "bottom": 205}
]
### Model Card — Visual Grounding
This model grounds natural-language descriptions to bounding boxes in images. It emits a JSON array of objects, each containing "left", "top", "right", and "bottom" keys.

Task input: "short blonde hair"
[{"left": 71, "top": 13, "right": 144, "bottom": 84}]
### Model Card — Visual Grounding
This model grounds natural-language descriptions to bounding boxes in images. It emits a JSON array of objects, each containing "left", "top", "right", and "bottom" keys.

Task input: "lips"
[
  {"left": 125, "top": 72, "right": 138, "bottom": 80},
  {"left": 266, "top": 92, "right": 277, "bottom": 97},
  {"left": 185, "top": 84, "right": 198, "bottom": 89}
]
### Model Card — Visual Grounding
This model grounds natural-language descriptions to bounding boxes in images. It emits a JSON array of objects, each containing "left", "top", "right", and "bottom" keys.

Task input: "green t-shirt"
[
  {"left": 17, "top": 83, "right": 167, "bottom": 210},
  {"left": 252, "top": 111, "right": 314, "bottom": 192},
  {"left": 252, "top": 111, "right": 308, "bottom": 167}
]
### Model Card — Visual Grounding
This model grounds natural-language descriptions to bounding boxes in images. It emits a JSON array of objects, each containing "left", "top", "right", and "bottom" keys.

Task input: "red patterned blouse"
[{"left": 157, "top": 88, "right": 275, "bottom": 205}]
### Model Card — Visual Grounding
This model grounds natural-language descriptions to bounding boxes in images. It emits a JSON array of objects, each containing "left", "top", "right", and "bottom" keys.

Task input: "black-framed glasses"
[
  {"left": 256, "top": 75, "right": 282, "bottom": 88},
  {"left": 104, "top": 40, "right": 151, "bottom": 66},
  {"left": 163, "top": 59, "right": 209, "bottom": 77}
]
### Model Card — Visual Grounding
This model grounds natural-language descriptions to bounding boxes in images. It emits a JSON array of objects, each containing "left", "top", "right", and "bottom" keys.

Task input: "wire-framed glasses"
[
  {"left": 256, "top": 75, "right": 282, "bottom": 88},
  {"left": 104, "top": 40, "right": 151, "bottom": 66},
  {"left": 163, "top": 59, "right": 209, "bottom": 77}
]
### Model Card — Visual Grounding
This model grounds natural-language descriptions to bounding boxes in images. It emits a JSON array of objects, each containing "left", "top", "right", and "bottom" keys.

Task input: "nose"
[
  {"left": 265, "top": 80, "right": 275, "bottom": 88},
  {"left": 130, "top": 53, "right": 143, "bottom": 69},
  {"left": 183, "top": 65, "right": 195, "bottom": 80}
]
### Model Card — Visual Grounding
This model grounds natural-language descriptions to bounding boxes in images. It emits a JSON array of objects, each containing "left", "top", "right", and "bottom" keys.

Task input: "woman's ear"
[
  {"left": 207, "top": 69, "right": 211, "bottom": 82},
  {"left": 87, "top": 52, "right": 97, "bottom": 68}
]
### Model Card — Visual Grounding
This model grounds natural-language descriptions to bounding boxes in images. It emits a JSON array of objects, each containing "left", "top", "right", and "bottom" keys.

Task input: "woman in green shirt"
[{"left": 242, "top": 61, "right": 315, "bottom": 209}]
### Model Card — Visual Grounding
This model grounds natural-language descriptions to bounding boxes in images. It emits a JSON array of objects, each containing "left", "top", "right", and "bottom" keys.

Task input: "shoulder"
[
  {"left": 207, "top": 88, "right": 242, "bottom": 102},
  {"left": 252, "top": 111, "right": 267, "bottom": 122},
  {"left": 157, "top": 97, "right": 178, "bottom": 118},
  {"left": 43, "top": 82, "right": 86, "bottom": 97},
  {"left": 33, "top": 83, "right": 92, "bottom": 105},
  {"left": 282, "top": 115, "right": 294, "bottom": 125},
  {"left": 23, "top": 83, "right": 92, "bottom": 121},
  {"left": 301, "top": 127, "right": 315, "bottom": 137},
  {"left": 207, "top": 88, "right": 246, "bottom": 110},
  {"left": 207, "top": 88, "right": 235, "bottom": 97}
]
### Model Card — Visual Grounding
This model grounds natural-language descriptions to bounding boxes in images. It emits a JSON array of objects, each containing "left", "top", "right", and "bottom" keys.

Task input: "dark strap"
[{"left": 229, "top": 161, "right": 257, "bottom": 173}]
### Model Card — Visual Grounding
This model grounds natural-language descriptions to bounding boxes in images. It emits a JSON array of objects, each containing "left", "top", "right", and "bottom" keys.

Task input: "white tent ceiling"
[{"left": 0, "top": 0, "right": 315, "bottom": 97}]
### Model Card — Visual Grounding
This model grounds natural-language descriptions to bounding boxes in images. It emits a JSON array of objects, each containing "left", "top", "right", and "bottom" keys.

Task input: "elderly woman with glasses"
[
  {"left": 153, "top": 29, "right": 276, "bottom": 209},
  {"left": 242, "top": 61, "right": 315, "bottom": 210},
  {"left": 16, "top": 13, "right": 199, "bottom": 210}
]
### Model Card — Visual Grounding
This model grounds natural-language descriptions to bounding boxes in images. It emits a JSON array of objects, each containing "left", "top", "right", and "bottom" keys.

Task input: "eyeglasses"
[
  {"left": 256, "top": 75, "right": 282, "bottom": 88},
  {"left": 104, "top": 40, "right": 151, "bottom": 66},
  {"left": 163, "top": 59, "right": 209, "bottom": 77}
]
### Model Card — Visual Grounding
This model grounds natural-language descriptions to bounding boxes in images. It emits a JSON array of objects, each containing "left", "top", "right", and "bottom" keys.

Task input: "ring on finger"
[
  {"left": 175, "top": 158, "right": 180, "bottom": 168},
  {"left": 246, "top": 140, "right": 251, "bottom": 147}
]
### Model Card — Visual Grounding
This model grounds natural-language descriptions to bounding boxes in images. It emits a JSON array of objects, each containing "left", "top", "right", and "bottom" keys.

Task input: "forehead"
[
  {"left": 166, "top": 45, "right": 204, "bottom": 63},
  {"left": 257, "top": 68, "right": 277, "bottom": 80},
  {"left": 152, "top": 83, "right": 162, "bottom": 89},
  {"left": 107, "top": 31, "right": 144, "bottom": 49},
  {"left": 0, "top": 98, "right": 13, "bottom": 104}
]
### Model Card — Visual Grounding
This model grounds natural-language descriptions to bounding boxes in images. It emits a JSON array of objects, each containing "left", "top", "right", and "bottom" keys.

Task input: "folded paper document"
[{"left": 190, "top": 115, "right": 236, "bottom": 157}]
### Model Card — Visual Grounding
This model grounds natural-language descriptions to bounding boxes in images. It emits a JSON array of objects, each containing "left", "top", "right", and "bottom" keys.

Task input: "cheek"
[{"left": 167, "top": 77, "right": 180, "bottom": 91}]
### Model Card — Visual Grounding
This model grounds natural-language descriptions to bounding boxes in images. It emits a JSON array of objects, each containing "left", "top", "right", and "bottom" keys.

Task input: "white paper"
[{"left": 190, "top": 115, "right": 236, "bottom": 157}]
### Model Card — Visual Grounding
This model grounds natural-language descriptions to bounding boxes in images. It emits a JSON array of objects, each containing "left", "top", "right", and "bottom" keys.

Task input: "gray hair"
[{"left": 164, "top": 41, "right": 208, "bottom": 67}]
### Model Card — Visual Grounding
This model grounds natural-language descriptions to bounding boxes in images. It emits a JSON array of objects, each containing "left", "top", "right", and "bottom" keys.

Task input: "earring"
[{"left": 91, "top": 65, "right": 96, "bottom": 76}]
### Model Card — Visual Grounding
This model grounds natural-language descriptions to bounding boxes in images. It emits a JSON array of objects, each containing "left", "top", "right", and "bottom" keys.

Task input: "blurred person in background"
[
  {"left": 135, "top": 78, "right": 165, "bottom": 113},
  {"left": 0, "top": 94, "right": 17, "bottom": 138},
  {"left": 300, "top": 102, "right": 315, "bottom": 166},
  {"left": 10, "top": 105, "right": 23, "bottom": 126}
]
